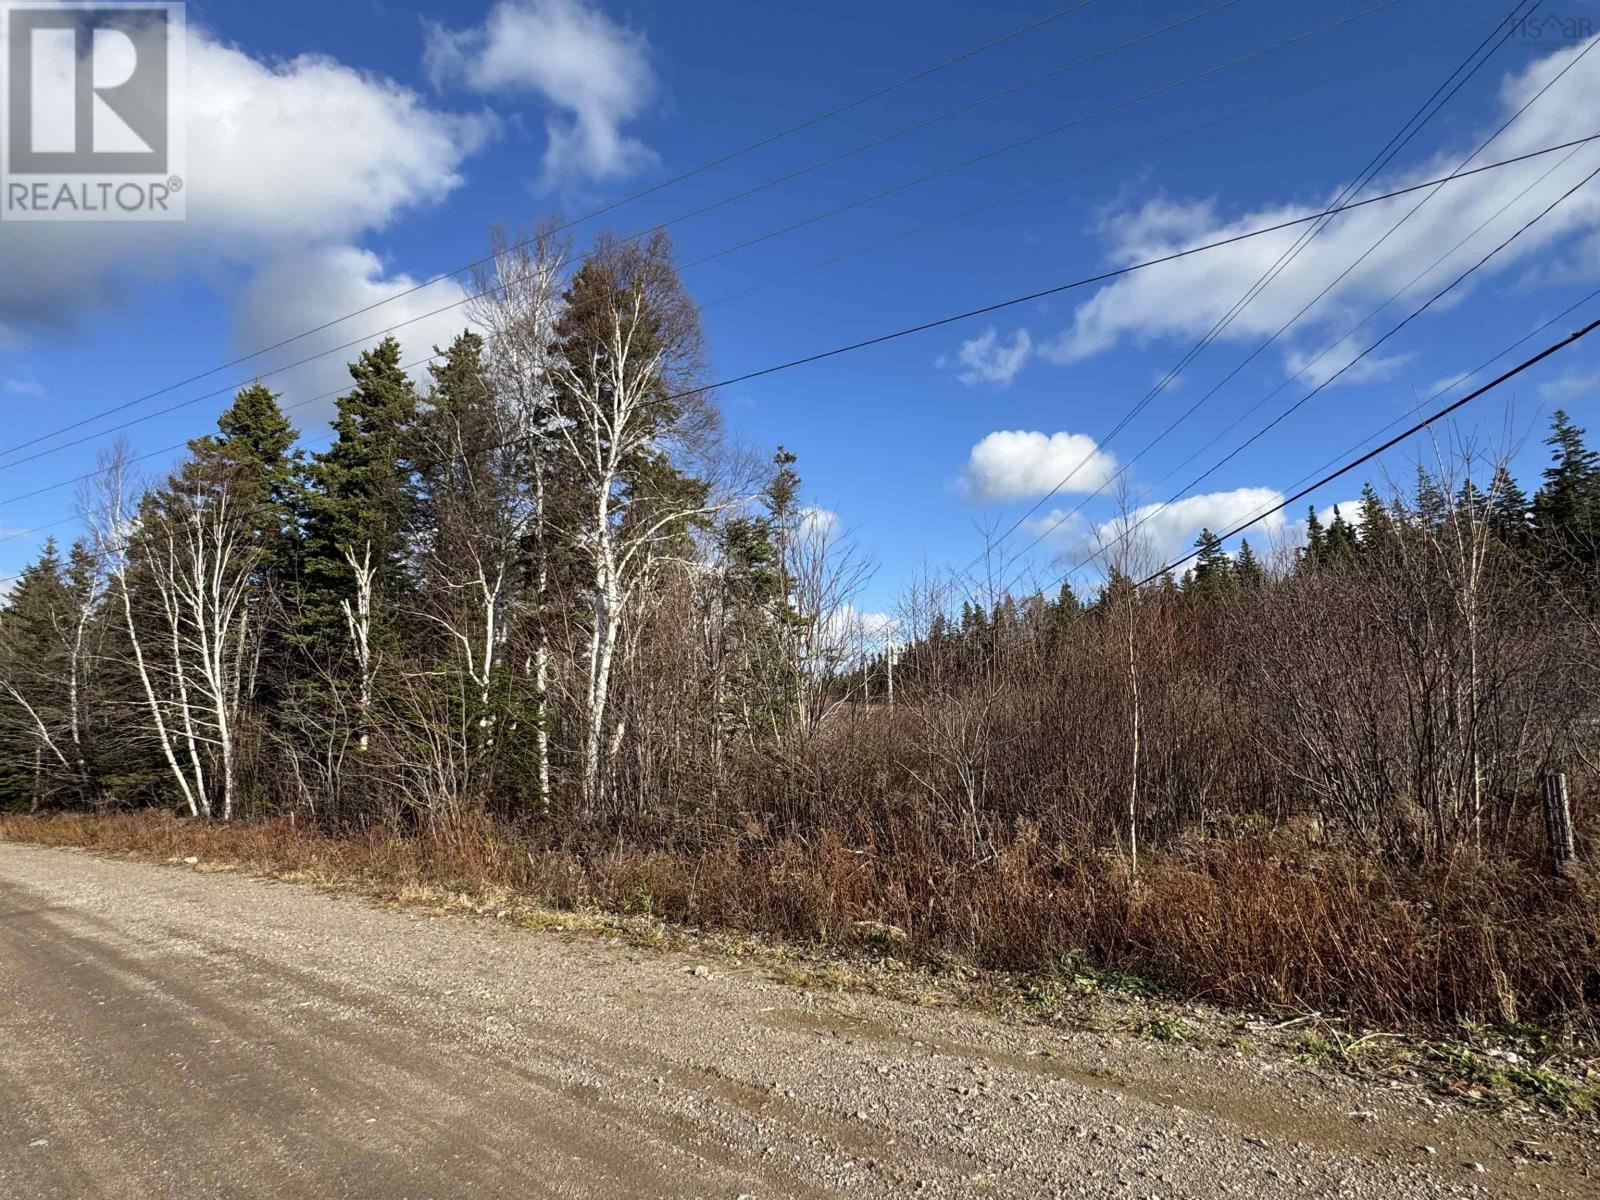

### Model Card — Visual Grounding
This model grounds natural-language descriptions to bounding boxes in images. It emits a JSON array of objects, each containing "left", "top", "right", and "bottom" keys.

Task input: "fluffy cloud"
[
  {"left": 425, "top": 0, "right": 655, "bottom": 187},
  {"left": 231, "top": 247, "right": 476, "bottom": 426},
  {"left": 187, "top": 39, "right": 494, "bottom": 242},
  {"left": 960, "top": 430, "right": 1117, "bottom": 503},
  {"left": 1041, "top": 38, "right": 1600, "bottom": 377},
  {"left": 1036, "top": 486, "right": 1289, "bottom": 572},
  {"left": 0, "top": 25, "right": 491, "bottom": 349},
  {"left": 941, "top": 326, "right": 1033, "bottom": 387},
  {"left": 798, "top": 505, "right": 839, "bottom": 539}
]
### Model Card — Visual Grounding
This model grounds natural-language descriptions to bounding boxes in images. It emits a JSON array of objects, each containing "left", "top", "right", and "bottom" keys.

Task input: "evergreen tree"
[
  {"left": 959, "top": 600, "right": 988, "bottom": 638},
  {"left": 185, "top": 383, "right": 302, "bottom": 567},
  {"left": 1324, "top": 505, "right": 1359, "bottom": 567},
  {"left": 1234, "top": 538, "right": 1264, "bottom": 589},
  {"left": 0, "top": 541, "right": 74, "bottom": 808},
  {"left": 1188, "top": 527, "right": 1235, "bottom": 602},
  {"left": 1532, "top": 409, "right": 1600, "bottom": 572},
  {"left": 182, "top": 384, "right": 303, "bottom": 711},
  {"left": 414, "top": 332, "right": 500, "bottom": 531},
  {"left": 1055, "top": 579, "right": 1081, "bottom": 615},
  {"left": 296, "top": 336, "right": 422, "bottom": 659},
  {"left": 1301, "top": 505, "right": 1326, "bottom": 569},
  {"left": 1413, "top": 466, "right": 1450, "bottom": 530},
  {"left": 1356, "top": 483, "right": 1395, "bottom": 564},
  {"left": 1092, "top": 567, "right": 1136, "bottom": 617},
  {"left": 1488, "top": 464, "right": 1531, "bottom": 552},
  {"left": 1455, "top": 477, "right": 1486, "bottom": 521},
  {"left": 713, "top": 449, "right": 803, "bottom": 739}
]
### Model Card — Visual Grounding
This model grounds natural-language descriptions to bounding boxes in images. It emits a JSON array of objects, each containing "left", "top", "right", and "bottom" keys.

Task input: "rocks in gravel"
[{"left": 689, "top": 965, "right": 712, "bottom": 979}]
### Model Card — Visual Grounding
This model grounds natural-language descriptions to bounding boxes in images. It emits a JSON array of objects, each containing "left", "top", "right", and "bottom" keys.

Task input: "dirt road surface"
[{"left": 0, "top": 842, "right": 1593, "bottom": 1199}]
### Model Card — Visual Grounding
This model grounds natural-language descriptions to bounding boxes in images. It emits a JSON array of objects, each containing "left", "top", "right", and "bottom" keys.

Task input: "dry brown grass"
[{"left": 2, "top": 810, "right": 1594, "bottom": 1039}]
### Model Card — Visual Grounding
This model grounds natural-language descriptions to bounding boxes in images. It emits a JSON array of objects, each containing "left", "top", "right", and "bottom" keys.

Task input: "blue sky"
[{"left": 4, "top": 0, "right": 1600, "bottom": 618}]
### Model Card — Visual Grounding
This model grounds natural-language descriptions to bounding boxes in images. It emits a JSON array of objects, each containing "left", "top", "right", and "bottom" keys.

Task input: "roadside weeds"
[{"left": 2, "top": 811, "right": 1596, "bottom": 1141}]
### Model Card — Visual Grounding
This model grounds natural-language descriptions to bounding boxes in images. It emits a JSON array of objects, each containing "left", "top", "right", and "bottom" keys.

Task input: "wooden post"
[{"left": 1543, "top": 772, "right": 1577, "bottom": 879}]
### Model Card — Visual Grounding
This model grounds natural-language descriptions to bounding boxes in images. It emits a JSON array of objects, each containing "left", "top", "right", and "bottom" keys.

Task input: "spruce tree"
[
  {"left": 1234, "top": 538, "right": 1264, "bottom": 589},
  {"left": 1532, "top": 409, "right": 1600, "bottom": 572},
  {"left": 1055, "top": 579, "right": 1081, "bottom": 615},
  {"left": 1302, "top": 506, "right": 1326, "bottom": 569},
  {"left": 1413, "top": 466, "right": 1450, "bottom": 530},
  {"left": 1488, "top": 464, "right": 1531, "bottom": 552},
  {"left": 185, "top": 383, "right": 302, "bottom": 561},
  {"left": 1324, "top": 505, "right": 1358, "bottom": 567},
  {"left": 182, "top": 384, "right": 303, "bottom": 709},
  {"left": 1356, "top": 483, "right": 1394, "bottom": 564},
  {"left": 0, "top": 540, "right": 73, "bottom": 808},
  {"left": 1189, "top": 527, "right": 1234, "bottom": 602},
  {"left": 296, "top": 337, "right": 422, "bottom": 659}
]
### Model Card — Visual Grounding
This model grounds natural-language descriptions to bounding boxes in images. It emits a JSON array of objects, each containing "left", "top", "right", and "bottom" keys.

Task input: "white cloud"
[
  {"left": 425, "top": 0, "right": 655, "bottom": 188},
  {"left": 798, "top": 505, "right": 839, "bottom": 539},
  {"left": 941, "top": 326, "right": 1033, "bottom": 387},
  {"left": 2, "top": 379, "right": 45, "bottom": 398},
  {"left": 820, "top": 604, "right": 900, "bottom": 659},
  {"left": 1318, "top": 498, "right": 1364, "bottom": 528},
  {"left": 1279, "top": 497, "right": 1364, "bottom": 549},
  {"left": 231, "top": 247, "right": 475, "bottom": 426},
  {"left": 0, "top": 25, "right": 491, "bottom": 360},
  {"left": 186, "top": 38, "right": 494, "bottom": 242},
  {"left": 1041, "top": 38, "right": 1600, "bottom": 378},
  {"left": 1058, "top": 487, "right": 1288, "bottom": 571},
  {"left": 1020, "top": 506, "right": 1088, "bottom": 549},
  {"left": 1282, "top": 342, "right": 1414, "bottom": 390},
  {"left": 960, "top": 430, "right": 1117, "bottom": 503},
  {"left": 1537, "top": 367, "right": 1600, "bottom": 404}
]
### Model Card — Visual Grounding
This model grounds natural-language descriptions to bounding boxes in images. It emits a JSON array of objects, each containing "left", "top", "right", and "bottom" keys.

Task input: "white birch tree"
[{"left": 548, "top": 232, "right": 719, "bottom": 809}]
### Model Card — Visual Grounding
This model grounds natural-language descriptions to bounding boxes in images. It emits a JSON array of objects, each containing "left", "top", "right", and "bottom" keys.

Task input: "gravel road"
[{"left": 0, "top": 842, "right": 1593, "bottom": 1199}]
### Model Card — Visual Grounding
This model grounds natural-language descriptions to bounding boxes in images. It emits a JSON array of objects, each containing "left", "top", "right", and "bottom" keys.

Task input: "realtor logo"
[{"left": 2, "top": 1, "right": 185, "bottom": 220}]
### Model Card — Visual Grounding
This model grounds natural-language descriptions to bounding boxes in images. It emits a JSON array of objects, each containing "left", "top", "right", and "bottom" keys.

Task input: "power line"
[
  {"left": 10, "top": 170, "right": 1598, "bottom": 597},
  {"left": 0, "top": 1, "right": 1102, "bottom": 464},
  {"left": 2, "top": 133, "right": 1596, "bottom": 521},
  {"left": 975, "top": 0, "right": 1542, "bottom": 571},
  {"left": 1134, "top": 129, "right": 1593, "bottom": 505},
  {"left": 0, "top": 0, "right": 1415, "bottom": 483},
  {"left": 1136, "top": 312, "right": 1600, "bottom": 584},
  {"left": 22, "top": 272, "right": 1595, "bottom": 596},
  {"left": 696, "top": 14, "right": 1502, "bottom": 314},
  {"left": 0, "top": 10, "right": 1482, "bottom": 553},
  {"left": 659, "top": 136, "right": 1600, "bottom": 401},
  {"left": 6, "top": 0, "right": 1250, "bottom": 465},
  {"left": 1004, "top": 6, "right": 1590, "bottom": 577},
  {"left": 1210, "top": 279, "right": 1600, "bottom": 563},
  {"left": 1040, "top": 131, "right": 1588, "bottom": 576},
  {"left": 1081, "top": 153, "right": 1600, "bottom": 583},
  {"left": 676, "top": 0, "right": 1410, "bottom": 275}
]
